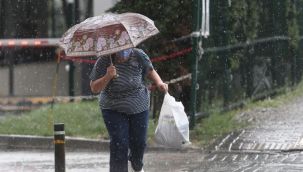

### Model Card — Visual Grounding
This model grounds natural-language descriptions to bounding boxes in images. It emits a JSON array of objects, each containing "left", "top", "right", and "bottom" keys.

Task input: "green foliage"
[
  {"left": 108, "top": 0, "right": 301, "bottom": 75},
  {"left": 108, "top": 0, "right": 301, "bottom": 68},
  {"left": 108, "top": 1, "right": 303, "bottom": 140},
  {"left": 286, "top": 0, "right": 299, "bottom": 48},
  {"left": 296, "top": 0, "right": 303, "bottom": 33},
  {"left": 108, "top": 0, "right": 193, "bottom": 82},
  {"left": 109, "top": 0, "right": 192, "bottom": 40}
]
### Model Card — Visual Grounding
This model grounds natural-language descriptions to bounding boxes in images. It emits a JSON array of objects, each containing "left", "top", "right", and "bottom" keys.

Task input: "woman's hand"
[
  {"left": 106, "top": 64, "right": 117, "bottom": 79},
  {"left": 147, "top": 69, "right": 168, "bottom": 93},
  {"left": 157, "top": 82, "right": 168, "bottom": 93},
  {"left": 90, "top": 64, "right": 117, "bottom": 93}
]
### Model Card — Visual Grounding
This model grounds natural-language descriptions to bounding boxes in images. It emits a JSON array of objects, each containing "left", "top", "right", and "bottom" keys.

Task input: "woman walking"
[{"left": 90, "top": 48, "right": 168, "bottom": 172}]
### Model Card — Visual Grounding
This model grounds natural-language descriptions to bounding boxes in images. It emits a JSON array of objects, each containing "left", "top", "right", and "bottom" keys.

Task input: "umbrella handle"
[
  {"left": 109, "top": 55, "right": 113, "bottom": 65},
  {"left": 109, "top": 55, "right": 119, "bottom": 79}
]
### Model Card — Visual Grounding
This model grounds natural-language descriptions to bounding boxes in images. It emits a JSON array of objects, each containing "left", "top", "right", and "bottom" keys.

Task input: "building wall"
[
  {"left": 0, "top": 1, "right": 118, "bottom": 97},
  {"left": 0, "top": 67, "right": 9, "bottom": 96},
  {"left": 93, "top": 0, "right": 119, "bottom": 16},
  {"left": 0, "top": 61, "right": 82, "bottom": 97}
]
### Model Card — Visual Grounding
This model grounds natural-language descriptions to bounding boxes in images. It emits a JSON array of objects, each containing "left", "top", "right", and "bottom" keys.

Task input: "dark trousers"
[{"left": 102, "top": 109, "right": 149, "bottom": 172}]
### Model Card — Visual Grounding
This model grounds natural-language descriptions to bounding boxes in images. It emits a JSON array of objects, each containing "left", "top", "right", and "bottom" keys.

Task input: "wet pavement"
[
  {"left": 192, "top": 96, "right": 303, "bottom": 172},
  {"left": 0, "top": 149, "right": 204, "bottom": 172},
  {"left": 194, "top": 150, "right": 303, "bottom": 171},
  {"left": 2, "top": 96, "right": 303, "bottom": 171}
]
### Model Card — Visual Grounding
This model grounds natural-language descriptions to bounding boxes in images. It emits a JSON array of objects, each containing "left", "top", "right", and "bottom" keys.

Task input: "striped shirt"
[{"left": 89, "top": 48, "right": 154, "bottom": 114}]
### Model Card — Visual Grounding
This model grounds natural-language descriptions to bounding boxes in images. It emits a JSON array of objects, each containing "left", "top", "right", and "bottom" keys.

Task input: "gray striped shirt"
[{"left": 89, "top": 48, "right": 154, "bottom": 114}]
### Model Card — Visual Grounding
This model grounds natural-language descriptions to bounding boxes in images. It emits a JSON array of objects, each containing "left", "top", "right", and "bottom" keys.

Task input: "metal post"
[
  {"left": 54, "top": 123, "right": 65, "bottom": 172},
  {"left": 67, "top": 1, "right": 75, "bottom": 97},
  {"left": 218, "top": 0, "right": 230, "bottom": 107},
  {"left": 189, "top": 0, "right": 201, "bottom": 129},
  {"left": 0, "top": 1, "right": 5, "bottom": 38},
  {"left": 4, "top": 49, "right": 14, "bottom": 96},
  {"left": 8, "top": 51, "right": 14, "bottom": 96},
  {"left": 51, "top": 0, "right": 55, "bottom": 37}
]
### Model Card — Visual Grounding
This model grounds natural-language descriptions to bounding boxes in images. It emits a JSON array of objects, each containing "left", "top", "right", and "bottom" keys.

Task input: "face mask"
[{"left": 117, "top": 48, "right": 132, "bottom": 59}]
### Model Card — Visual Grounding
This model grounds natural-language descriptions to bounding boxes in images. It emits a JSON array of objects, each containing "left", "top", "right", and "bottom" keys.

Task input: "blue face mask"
[{"left": 117, "top": 48, "right": 132, "bottom": 59}]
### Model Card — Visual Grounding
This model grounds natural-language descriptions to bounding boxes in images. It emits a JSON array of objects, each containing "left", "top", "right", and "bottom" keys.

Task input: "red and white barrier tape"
[
  {"left": 0, "top": 38, "right": 60, "bottom": 47},
  {"left": 165, "top": 73, "right": 191, "bottom": 84},
  {"left": 150, "top": 48, "right": 192, "bottom": 62},
  {"left": 0, "top": 38, "right": 193, "bottom": 63}
]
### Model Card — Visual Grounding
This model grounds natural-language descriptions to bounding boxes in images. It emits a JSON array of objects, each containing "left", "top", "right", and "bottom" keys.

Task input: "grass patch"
[
  {"left": 0, "top": 101, "right": 105, "bottom": 138},
  {"left": 247, "top": 83, "right": 303, "bottom": 109},
  {"left": 0, "top": 100, "right": 156, "bottom": 141}
]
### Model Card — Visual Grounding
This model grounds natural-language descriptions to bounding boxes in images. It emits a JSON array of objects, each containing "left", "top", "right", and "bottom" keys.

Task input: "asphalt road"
[{"left": 0, "top": 149, "right": 204, "bottom": 172}]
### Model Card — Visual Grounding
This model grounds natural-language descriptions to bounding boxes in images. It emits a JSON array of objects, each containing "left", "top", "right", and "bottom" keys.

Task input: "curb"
[
  {"left": 0, "top": 135, "right": 109, "bottom": 151},
  {"left": 0, "top": 135, "right": 201, "bottom": 152}
]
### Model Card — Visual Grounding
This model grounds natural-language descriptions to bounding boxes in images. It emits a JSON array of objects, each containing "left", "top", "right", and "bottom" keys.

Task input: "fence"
[
  {"left": 199, "top": 35, "right": 302, "bottom": 113},
  {"left": 0, "top": 35, "right": 302, "bottom": 129},
  {"left": 149, "top": 35, "right": 303, "bottom": 126}
]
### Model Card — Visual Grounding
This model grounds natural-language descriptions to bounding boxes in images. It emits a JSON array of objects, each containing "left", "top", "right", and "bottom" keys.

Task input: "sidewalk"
[
  {"left": 192, "top": 95, "right": 303, "bottom": 171},
  {"left": 0, "top": 134, "right": 109, "bottom": 151},
  {"left": 213, "top": 95, "right": 303, "bottom": 152}
]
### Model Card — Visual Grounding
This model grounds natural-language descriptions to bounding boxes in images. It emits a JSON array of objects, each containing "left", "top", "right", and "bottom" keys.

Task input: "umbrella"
[{"left": 58, "top": 12, "right": 159, "bottom": 57}]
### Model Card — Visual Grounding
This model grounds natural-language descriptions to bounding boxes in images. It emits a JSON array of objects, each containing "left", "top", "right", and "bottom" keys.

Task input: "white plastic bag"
[{"left": 154, "top": 93, "right": 190, "bottom": 148}]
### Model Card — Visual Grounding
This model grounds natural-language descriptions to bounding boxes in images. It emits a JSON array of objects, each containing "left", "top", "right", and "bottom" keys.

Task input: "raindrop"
[{"left": 65, "top": 64, "right": 70, "bottom": 72}]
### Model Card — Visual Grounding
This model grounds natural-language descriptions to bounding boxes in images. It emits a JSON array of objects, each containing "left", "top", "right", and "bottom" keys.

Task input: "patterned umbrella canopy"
[{"left": 58, "top": 13, "right": 159, "bottom": 57}]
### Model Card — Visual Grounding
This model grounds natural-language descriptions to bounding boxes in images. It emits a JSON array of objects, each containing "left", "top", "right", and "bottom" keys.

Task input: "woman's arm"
[
  {"left": 90, "top": 64, "right": 116, "bottom": 93},
  {"left": 147, "top": 69, "right": 168, "bottom": 93}
]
